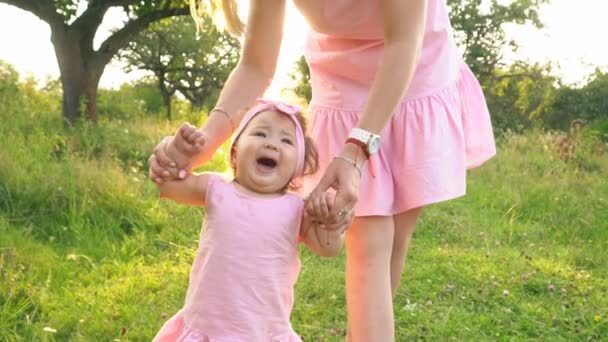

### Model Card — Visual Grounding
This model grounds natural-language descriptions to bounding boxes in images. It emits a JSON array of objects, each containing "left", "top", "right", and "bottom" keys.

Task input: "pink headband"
[{"left": 230, "top": 99, "right": 306, "bottom": 179}]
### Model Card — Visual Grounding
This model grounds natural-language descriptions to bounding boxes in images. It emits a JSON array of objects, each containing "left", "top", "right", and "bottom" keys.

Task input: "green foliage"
[
  {"left": 118, "top": 15, "right": 240, "bottom": 115},
  {"left": 0, "top": 60, "right": 19, "bottom": 93},
  {"left": 289, "top": 56, "right": 312, "bottom": 102},
  {"left": 98, "top": 80, "right": 165, "bottom": 120},
  {"left": 587, "top": 119, "right": 608, "bottom": 143},
  {"left": 52, "top": 0, "right": 187, "bottom": 23},
  {"left": 124, "top": 0, "right": 188, "bottom": 18},
  {"left": 544, "top": 70, "right": 608, "bottom": 131},
  {"left": 483, "top": 62, "right": 557, "bottom": 132},
  {"left": 54, "top": 0, "right": 78, "bottom": 21},
  {"left": 481, "top": 65, "right": 608, "bottom": 135},
  {"left": 448, "top": 0, "right": 548, "bottom": 77}
]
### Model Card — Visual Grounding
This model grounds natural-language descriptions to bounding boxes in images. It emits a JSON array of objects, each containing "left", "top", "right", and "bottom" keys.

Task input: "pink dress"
[
  {"left": 295, "top": 0, "right": 497, "bottom": 215},
  {"left": 153, "top": 174, "right": 303, "bottom": 341}
]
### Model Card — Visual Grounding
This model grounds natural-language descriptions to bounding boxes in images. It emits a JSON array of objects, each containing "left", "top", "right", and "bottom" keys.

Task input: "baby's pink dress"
[
  {"left": 295, "top": 0, "right": 497, "bottom": 215},
  {"left": 153, "top": 174, "right": 303, "bottom": 341}
]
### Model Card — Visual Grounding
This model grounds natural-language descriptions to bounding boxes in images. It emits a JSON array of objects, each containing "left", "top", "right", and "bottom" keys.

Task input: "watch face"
[{"left": 368, "top": 136, "right": 381, "bottom": 154}]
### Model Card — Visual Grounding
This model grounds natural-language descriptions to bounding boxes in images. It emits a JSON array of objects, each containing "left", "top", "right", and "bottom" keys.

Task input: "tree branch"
[
  {"left": 72, "top": 1, "right": 110, "bottom": 32},
  {"left": 93, "top": 7, "right": 189, "bottom": 67}
]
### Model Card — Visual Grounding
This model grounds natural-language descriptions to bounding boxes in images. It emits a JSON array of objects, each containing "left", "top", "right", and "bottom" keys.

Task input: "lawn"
[{"left": 1, "top": 109, "right": 606, "bottom": 341}]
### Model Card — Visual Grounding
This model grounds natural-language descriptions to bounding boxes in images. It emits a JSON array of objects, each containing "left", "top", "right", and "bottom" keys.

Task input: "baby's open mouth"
[{"left": 257, "top": 157, "right": 277, "bottom": 168}]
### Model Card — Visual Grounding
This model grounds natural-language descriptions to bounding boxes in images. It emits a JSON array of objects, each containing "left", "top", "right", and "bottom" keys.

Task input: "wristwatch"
[{"left": 346, "top": 128, "right": 381, "bottom": 158}]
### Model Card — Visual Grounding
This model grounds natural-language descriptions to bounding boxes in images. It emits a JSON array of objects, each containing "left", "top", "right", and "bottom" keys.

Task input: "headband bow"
[{"left": 230, "top": 99, "right": 305, "bottom": 183}]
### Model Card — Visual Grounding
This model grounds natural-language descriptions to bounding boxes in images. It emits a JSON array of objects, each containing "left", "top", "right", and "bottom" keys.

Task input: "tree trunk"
[
  {"left": 0, "top": 1, "right": 191, "bottom": 124},
  {"left": 157, "top": 74, "right": 173, "bottom": 120},
  {"left": 164, "top": 93, "right": 172, "bottom": 120},
  {"left": 191, "top": 97, "right": 204, "bottom": 112},
  {"left": 52, "top": 26, "right": 103, "bottom": 123}
]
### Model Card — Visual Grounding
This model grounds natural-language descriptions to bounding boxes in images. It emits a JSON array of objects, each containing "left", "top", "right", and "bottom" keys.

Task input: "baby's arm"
[
  {"left": 300, "top": 192, "right": 345, "bottom": 258},
  {"left": 156, "top": 173, "right": 210, "bottom": 206}
]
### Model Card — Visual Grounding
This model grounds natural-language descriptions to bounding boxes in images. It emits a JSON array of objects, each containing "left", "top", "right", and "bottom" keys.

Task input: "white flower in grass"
[
  {"left": 43, "top": 327, "right": 57, "bottom": 333},
  {"left": 402, "top": 298, "right": 418, "bottom": 312}
]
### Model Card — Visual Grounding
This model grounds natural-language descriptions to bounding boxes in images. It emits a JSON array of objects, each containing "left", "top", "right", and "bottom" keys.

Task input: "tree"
[
  {"left": 545, "top": 70, "right": 608, "bottom": 130},
  {"left": 448, "top": 0, "right": 549, "bottom": 80},
  {"left": 118, "top": 15, "right": 240, "bottom": 120},
  {"left": 289, "top": 56, "right": 311, "bottom": 102},
  {"left": 483, "top": 62, "right": 557, "bottom": 132},
  {"left": 0, "top": 0, "right": 190, "bottom": 123}
]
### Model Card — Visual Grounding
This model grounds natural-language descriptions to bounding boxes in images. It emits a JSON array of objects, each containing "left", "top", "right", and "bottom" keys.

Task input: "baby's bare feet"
[{"left": 165, "top": 122, "right": 206, "bottom": 173}]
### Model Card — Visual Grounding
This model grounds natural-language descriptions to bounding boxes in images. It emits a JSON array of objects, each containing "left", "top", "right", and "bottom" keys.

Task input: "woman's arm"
[
  {"left": 149, "top": 0, "right": 286, "bottom": 180},
  {"left": 190, "top": 0, "right": 287, "bottom": 168},
  {"left": 309, "top": 0, "right": 428, "bottom": 217},
  {"left": 357, "top": 0, "right": 428, "bottom": 134},
  {"left": 156, "top": 173, "right": 210, "bottom": 206}
]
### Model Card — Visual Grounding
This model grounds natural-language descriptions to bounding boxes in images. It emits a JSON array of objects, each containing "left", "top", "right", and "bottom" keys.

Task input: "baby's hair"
[
  {"left": 229, "top": 106, "right": 319, "bottom": 191},
  {"left": 190, "top": 0, "right": 244, "bottom": 36}
]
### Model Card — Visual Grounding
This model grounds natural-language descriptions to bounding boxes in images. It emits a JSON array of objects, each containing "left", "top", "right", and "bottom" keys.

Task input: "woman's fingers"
[
  {"left": 148, "top": 156, "right": 166, "bottom": 183},
  {"left": 330, "top": 161, "right": 359, "bottom": 217},
  {"left": 312, "top": 157, "right": 360, "bottom": 218},
  {"left": 320, "top": 206, "right": 354, "bottom": 231},
  {"left": 153, "top": 136, "right": 175, "bottom": 168},
  {"left": 149, "top": 136, "right": 181, "bottom": 180},
  {"left": 317, "top": 211, "right": 353, "bottom": 232}
]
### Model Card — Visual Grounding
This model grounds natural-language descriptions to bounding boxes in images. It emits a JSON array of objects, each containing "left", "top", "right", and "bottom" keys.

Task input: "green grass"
[{"left": 1, "top": 105, "right": 607, "bottom": 341}]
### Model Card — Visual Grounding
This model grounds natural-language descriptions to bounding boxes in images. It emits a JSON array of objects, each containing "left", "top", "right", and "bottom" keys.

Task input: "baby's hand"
[
  {"left": 305, "top": 192, "right": 354, "bottom": 231},
  {"left": 165, "top": 122, "right": 207, "bottom": 176}
]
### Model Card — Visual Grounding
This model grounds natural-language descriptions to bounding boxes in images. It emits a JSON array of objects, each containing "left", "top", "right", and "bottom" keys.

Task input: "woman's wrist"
[
  {"left": 203, "top": 110, "right": 233, "bottom": 145},
  {"left": 341, "top": 142, "right": 368, "bottom": 165},
  {"left": 334, "top": 155, "right": 362, "bottom": 176},
  {"left": 333, "top": 143, "right": 367, "bottom": 177},
  {"left": 210, "top": 107, "right": 235, "bottom": 132}
]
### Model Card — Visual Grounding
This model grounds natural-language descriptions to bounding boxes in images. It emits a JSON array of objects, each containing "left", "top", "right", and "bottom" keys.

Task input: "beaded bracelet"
[
  {"left": 210, "top": 107, "right": 235, "bottom": 132},
  {"left": 334, "top": 155, "right": 362, "bottom": 176}
]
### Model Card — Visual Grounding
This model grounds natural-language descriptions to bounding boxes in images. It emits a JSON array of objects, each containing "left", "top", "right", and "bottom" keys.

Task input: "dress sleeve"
[
  {"left": 202, "top": 172, "right": 224, "bottom": 205},
  {"left": 295, "top": 196, "right": 306, "bottom": 243}
]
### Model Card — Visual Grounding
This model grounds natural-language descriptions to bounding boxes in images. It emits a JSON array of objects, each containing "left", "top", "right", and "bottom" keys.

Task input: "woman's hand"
[
  {"left": 307, "top": 144, "right": 362, "bottom": 226},
  {"left": 148, "top": 123, "right": 215, "bottom": 184},
  {"left": 148, "top": 136, "right": 179, "bottom": 184},
  {"left": 305, "top": 191, "right": 355, "bottom": 232}
]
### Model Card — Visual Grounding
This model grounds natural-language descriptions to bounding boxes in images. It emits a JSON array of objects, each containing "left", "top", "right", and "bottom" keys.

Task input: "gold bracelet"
[
  {"left": 334, "top": 155, "right": 362, "bottom": 176},
  {"left": 210, "top": 107, "right": 235, "bottom": 132}
]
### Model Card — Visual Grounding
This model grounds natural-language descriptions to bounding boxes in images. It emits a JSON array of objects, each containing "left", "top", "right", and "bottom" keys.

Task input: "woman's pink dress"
[
  {"left": 295, "top": 0, "right": 496, "bottom": 215},
  {"left": 153, "top": 174, "right": 303, "bottom": 341}
]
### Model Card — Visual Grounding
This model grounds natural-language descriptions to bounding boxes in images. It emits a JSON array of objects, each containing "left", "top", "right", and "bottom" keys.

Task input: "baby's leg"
[{"left": 165, "top": 122, "right": 205, "bottom": 170}]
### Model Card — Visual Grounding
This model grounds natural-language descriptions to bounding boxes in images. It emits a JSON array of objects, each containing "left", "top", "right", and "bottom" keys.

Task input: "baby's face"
[{"left": 232, "top": 110, "right": 298, "bottom": 194}]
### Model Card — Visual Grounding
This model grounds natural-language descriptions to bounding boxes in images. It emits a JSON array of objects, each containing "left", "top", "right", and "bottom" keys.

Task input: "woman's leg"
[
  {"left": 390, "top": 207, "right": 423, "bottom": 296},
  {"left": 345, "top": 215, "right": 395, "bottom": 342}
]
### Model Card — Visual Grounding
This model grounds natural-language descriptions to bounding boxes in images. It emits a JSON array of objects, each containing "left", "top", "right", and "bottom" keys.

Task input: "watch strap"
[{"left": 346, "top": 137, "right": 370, "bottom": 159}]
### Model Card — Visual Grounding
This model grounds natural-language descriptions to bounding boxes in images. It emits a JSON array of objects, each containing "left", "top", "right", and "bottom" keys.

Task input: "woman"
[{"left": 149, "top": 0, "right": 496, "bottom": 340}]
